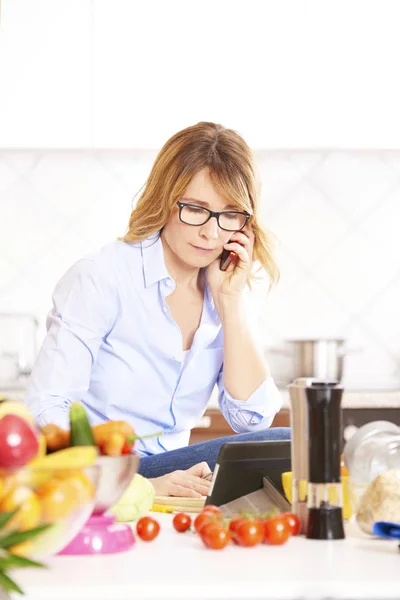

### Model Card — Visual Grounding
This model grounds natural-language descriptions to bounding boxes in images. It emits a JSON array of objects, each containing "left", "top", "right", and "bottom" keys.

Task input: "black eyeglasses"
[{"left": 177, "top": 201, "right": 250, "bottom": 232}]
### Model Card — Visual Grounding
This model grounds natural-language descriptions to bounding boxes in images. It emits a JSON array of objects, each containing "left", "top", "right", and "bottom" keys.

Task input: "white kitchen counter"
[{"left": 13, "top": 514, "right": 400, "bottom": 600}]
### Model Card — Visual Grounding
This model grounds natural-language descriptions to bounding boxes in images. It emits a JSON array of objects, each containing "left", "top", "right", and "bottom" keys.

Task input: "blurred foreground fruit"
[
  {"left": 0, "top": 485, "right": 41, "bottom": 531},
  {"left": 0, "top": 415, "right": 39, "bottom": 469}
]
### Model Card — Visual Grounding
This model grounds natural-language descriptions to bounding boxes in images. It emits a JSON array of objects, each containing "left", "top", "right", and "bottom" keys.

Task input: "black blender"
[{"left": 306, "top": 381, "right": 345, "bottom": 540}]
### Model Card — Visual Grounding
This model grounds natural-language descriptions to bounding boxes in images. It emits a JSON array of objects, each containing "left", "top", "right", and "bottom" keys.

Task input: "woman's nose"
[{"left": 200, "top": 216, "right": 219, "bottom": 239}]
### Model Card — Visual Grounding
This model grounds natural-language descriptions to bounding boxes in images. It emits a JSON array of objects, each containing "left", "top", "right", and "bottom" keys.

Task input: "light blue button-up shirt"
[{"left": 25, "top": 233, "right": 282, "bottom": 456}]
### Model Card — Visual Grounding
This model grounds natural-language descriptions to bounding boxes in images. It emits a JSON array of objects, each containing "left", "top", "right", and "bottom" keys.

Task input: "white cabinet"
[{"left": 0, "top": 0, "right": 93, "bottom": 148}]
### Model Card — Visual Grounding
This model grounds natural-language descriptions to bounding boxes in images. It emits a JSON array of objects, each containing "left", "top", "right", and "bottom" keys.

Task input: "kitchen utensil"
[
  {"left": 343, "top": 420, "right": 400, "bottom": 488},
  {"left": 271, "top": 338, "right": 360, "bottom": 383},
  {"left": 306, "top": 381, "right": 345, "bottom": 540},
  {"left": 152, "top": 495, "right": 206, "bottom": 513},
  {"left": 343, "top": 420, "right": 400, "bottom": 533},
  {"left": 288, "top": 377, "right": 317, "bottom": 533},
  {"left": 281, "top": 471, "right": 353, "bottom": 521},
  {"left": 59, "top": 454, "right": 139, "bottom": 555}
]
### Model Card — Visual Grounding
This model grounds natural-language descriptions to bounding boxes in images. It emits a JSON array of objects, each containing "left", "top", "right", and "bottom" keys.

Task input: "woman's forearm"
[{"left": 220, "top": 297, "right": 270, "bottom": 401}]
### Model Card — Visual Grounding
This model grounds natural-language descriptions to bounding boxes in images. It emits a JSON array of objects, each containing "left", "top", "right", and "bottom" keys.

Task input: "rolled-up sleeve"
[
  {"left": 217, "top": 369, "right": 283, "bottom": 433},
  {"left": 25, "top": 258, "right": 119, "bottom": 428}
]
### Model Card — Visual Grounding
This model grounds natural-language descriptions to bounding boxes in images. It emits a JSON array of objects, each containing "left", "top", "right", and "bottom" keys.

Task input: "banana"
[{"left": 29, "top": 446, "right": 98, "bottom": 470}]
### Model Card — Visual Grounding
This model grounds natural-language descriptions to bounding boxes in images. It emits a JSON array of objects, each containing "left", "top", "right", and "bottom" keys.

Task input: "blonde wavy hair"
[{"left": 121, "top": 122, "right": 279, "bottom": 286}]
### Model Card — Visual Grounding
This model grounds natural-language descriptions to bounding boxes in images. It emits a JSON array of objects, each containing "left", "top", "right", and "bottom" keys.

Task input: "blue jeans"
[{"left": 138, "top": 427, "right": 291, "bottom": 478}]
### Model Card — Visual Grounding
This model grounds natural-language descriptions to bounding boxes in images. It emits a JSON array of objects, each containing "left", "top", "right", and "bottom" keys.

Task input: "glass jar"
[{"left": 343, "top": 420, "right": 400, "bottom": 533}]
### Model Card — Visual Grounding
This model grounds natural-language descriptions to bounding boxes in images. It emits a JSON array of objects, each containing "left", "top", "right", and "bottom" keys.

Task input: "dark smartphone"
[{"left": 220, "top": 249, "right": 237, "bottom": 271}]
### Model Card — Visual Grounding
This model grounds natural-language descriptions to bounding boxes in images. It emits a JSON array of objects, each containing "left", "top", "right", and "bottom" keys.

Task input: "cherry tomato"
[
  {"left": 263, "top": 516, "right": 291, "bottom": 546},
  {"left": 0, "top": 415, "right": 39, "bottom": 469},
  {"left": 136, "top": 516, "right": 160, "bottom": 542},
  {"left": 201, "top": 523, "right": 231, "bottom": 550},
  {"left": 173, "top": 512, "right": 192, "bottom": 533},
  {"left": 229, "top": 516, "right": 247, "bottom": 535},
  {"left": 194, "top": 511, "right": 222, "bottom": 535},
  {"left": 228, "top": 517, "right": 249, "bottom": 544},
  {"left": 281, "top": 512, "right": 301, "bottom": 536},
  {"left": 201, "top": 504, "right": 222, "bottom": 515},
  {"left": 235, "top": 519, "right": 264, "bottom": 547}
]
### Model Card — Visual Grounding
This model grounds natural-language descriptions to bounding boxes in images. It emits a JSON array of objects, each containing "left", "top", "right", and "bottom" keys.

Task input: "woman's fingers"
[
  {"left": 187, "top": 462, "right": 212, "bottom": 478},
  {"left": 169, "top": 484, "right": 203, "bottom": 498},
  {"left": 150, "top": 464, "right": 212, "bottom": 497},
  {"left": 171, "top": 472, "right": 210, "bottom": 496}
]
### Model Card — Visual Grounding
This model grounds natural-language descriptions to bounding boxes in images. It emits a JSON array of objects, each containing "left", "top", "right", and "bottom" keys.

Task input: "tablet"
[{"left": 205, "top": 440, "right": 291, "bottom": 508}]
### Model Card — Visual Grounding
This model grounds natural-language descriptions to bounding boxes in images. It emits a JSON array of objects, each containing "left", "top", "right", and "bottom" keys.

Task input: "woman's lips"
[{"left": 190, "top": 244, "right": 215, "bottom": 255}]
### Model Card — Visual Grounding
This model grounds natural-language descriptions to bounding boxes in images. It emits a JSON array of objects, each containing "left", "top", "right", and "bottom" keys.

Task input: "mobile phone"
[{"left": 220, "top": 249, "right": 237, "bottom": 271}]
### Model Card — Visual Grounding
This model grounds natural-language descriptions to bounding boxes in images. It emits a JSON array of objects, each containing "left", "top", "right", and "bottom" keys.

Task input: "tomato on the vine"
[
  {"left": 201, "top": 523, "right": 231, "bottom": 550},
  {"left": 173, "top": 512, "right": 191, "bottom": 533},
  {"left": 281, "top": 512, "right": 301, "bottom": 536},
  {"left": 235, "top": 519, "right": 264, "bottom": 547},
  {"left": 136, "top": 516, "right": 160, "bottom": 541},
  {"left": 263, "top": 516, "right": 291, "bottom": 545},
  {"left": 194, "top": 511, "right": 223, "bottom": 535},
  {"left": 228, "top": 516, "right": 248, "bottom": 537},
  {"left": 201, "top": 504, "right": 222, "bottom": 515}
]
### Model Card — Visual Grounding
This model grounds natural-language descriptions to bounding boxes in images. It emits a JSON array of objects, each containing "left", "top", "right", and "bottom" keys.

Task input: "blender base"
[{"left": 59, "top": 514, "right": 135, "bottom": 555}]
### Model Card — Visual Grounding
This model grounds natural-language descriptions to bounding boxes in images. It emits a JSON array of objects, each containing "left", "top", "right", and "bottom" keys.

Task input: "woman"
[{"left": 25, "top": 122, "right": 290, "bottom": 498}]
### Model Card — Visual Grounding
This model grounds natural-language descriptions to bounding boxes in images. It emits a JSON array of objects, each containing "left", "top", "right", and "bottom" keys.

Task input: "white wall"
[
  {"left": 2, "top": 0, "right": 400, "bottom": 148},
  {"left": 0, "top": 149, "right": 399, "bottom": 390}
]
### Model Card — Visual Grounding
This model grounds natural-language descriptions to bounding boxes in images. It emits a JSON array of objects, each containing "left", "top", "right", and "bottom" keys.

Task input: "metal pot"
[
  {"left": 290, "top": 338, "right": 346, "bottom": 382},
  {"left": 271, "top": 339, "right": 349, "bottom": 383}
]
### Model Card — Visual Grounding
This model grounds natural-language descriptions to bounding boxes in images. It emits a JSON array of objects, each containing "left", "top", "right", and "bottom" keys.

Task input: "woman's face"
[{"left": 162, "top": 168, "right": 241, "bottom": 268}]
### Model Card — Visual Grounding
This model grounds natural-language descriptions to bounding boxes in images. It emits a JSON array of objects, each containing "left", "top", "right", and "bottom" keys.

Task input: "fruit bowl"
[
  {"left": 59, "top": 453, "right": 140, "bottom": 555},
  {"left": 0, "top": 463, "right": 100, "bottom": 559}
]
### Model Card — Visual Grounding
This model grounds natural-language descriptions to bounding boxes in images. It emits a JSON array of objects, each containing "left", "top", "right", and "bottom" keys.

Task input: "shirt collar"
[
  {"left": 140, "top": 232, "right": 220, "bottom": 324},
  {"left": 140, "top": 232, "right": 170, "bottom": 288}
]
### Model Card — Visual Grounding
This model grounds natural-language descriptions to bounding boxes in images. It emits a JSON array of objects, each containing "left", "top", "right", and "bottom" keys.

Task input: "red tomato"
[
  {"left": 201, "top": 523, "right": 231, "bottom": 550},
  {"left": 0, "top": 414, "right": 39, "bottom": 469},
  {"left": 228, "top": 517, "right": 249, "bottom": 544},
  {"left": 201, "top": 504, "right": 222, "bottom": 515},
  {"left": 235, "top": 519, "right": 264, "bottom": 547},
  {"left": 194, "top": 511, "right": 222, "bottom": 535},
  {"left": 173, "top": 512, "right": 192, "bottom": 533},
  {"left": 263, "top": 516, "right": 291, "bottom": 546},
  {"left": 281, "top": 512, "right": 301, "bottom": 536},
  {"left": 228, "top": 516, "right": 247, "bottom": 535},
  {"left": 136, "top": 516, "right": 160, "bottom": 542}
]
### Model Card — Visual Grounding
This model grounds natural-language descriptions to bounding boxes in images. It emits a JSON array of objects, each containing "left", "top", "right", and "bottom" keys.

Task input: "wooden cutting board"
[{"left": 153, "top": 495, "right": 206, "bottom": 513}]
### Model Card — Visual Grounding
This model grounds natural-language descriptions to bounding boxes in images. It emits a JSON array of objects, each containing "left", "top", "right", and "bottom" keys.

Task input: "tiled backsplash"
[{"left": 0, "top": 150, "right": 399, "bottom": 390}]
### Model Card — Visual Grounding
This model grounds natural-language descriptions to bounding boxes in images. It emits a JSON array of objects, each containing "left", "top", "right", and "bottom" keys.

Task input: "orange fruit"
[
  {"left": 0, "top": 485, "right": 41, "bottom": 531},
  {"left": 57, "top": 470, "right": 95, "bottom": 504},
  {"left": 36, "top": 478, "right": 78, "bottom": 522}
]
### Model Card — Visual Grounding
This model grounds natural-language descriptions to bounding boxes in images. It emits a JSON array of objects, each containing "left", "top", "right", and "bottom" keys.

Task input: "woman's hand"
[
  {"left": 149, "top": 462, "right": 212, "bottom": 498},
  {"left": 206, "top": 228, "right": 254, "bottom": 312}
]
